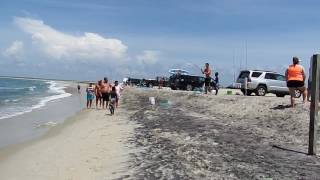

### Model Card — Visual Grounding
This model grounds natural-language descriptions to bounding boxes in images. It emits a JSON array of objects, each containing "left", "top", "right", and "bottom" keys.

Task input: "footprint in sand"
[{"left": 90, "top": 166, "right": 103, "bottom": 172}]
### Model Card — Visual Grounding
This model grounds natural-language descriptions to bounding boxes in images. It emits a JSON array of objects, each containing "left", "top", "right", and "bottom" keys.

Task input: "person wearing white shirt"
[{"left": 114, "top": 81, "right": 123, "bottom": 108}]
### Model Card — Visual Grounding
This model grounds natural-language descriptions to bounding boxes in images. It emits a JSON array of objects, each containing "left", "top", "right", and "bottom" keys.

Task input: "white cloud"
[
  {"left": 14, "top": 17, "right": 127, "bottom": 61},
  {"left": 137, "top": 50, "right": 160, "bottom": 65},
  {"left": 3, "top": 41, "right": 24, "bottom": 59}
]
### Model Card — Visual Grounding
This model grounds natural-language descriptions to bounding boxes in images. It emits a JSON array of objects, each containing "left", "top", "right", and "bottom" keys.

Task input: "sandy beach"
[
  {"left": 0, "top": 87, "right": 320, "bottom": 179},
  {"left": 0, "top": 107, "right": 138, "bottom": 180}
]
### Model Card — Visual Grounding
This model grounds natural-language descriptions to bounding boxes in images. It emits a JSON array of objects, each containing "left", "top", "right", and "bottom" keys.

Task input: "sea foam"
[{"left": 0, "top": 81, "right": 72, "bottom": 120}]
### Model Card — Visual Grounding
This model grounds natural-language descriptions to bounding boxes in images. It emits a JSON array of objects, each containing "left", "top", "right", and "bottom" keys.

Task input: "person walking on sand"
[
  {"left": 109, "top": 86, "right": 118, "bottom": 115},
  {"left": 213, "top": 72, "right": 219, "bottom": 95},
  {"left": 114, "top": 81, "right": 123, "bottom": 108},
  {"left": 285, "top": 57, "right": 307, "bottom": 108},
  {"left": 201, "top": 63, "right": 212, "bottom": 94},
  {"left": 101, "top": 77, "right": 111, "bottom": 109},
  {"left": 95, "top": 80, "right": 102, "bottom": 108},
  {"left": 86, "top": 83, "right": 95, "bottom": 108}
]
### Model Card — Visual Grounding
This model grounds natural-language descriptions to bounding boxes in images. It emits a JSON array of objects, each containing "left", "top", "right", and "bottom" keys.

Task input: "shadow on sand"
[
  {"left": 272, "top": 145, "right": 307, "bottom": 155},
  {"left": 271, "top": 105, "right": 292, "bottom": 110}
]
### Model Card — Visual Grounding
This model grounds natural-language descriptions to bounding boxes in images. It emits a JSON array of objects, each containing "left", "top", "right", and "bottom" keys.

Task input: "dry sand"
[
  {"left": 123, "top": 87, "right": 320, "bottom": 179},
  {"left": 0, "top": 87, "right": 320, "bottom": 179}
]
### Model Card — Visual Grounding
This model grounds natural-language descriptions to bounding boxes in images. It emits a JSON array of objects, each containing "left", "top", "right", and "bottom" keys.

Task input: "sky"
[{"left": 1, "top": 0, "right": 320, "bottom": 85}]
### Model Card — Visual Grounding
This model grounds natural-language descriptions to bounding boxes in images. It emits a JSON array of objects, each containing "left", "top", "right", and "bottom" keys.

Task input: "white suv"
[{"left": 236, "top": 70, "right": 301, "bottom": 97}]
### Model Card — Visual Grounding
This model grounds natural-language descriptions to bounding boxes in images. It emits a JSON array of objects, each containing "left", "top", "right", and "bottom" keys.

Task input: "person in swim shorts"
[
  {"left": 95, "top": 80, "right": 102, "bottom": 108},
  {"left": 285, "top": 57, "right": 307, "bottom": 108},
  {"left": 109, "top": 86, "right": 118, "bottom": 115},
  {"left": 101, "top": 77, "right": 111, "bottom": 109},
  {"left": 86, "top": 83, "right": 95, "bottom": 108},
  {"left": 201, "top": 63, "right": 212, "bottom": 94}
]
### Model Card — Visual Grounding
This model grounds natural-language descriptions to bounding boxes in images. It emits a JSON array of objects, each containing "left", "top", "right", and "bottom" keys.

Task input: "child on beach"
[
  {"left": 86, "top": 83, "right": 95, "bottom": 109},
  {"left": 213, "top": 72, "right": 219, "bottom": 95},
  {"left": 109, "top": 86, "right": 118, "bottom": 115}
]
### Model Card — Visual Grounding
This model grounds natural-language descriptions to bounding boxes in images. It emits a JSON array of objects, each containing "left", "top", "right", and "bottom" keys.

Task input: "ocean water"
[{"left": 0, "top": 78, "right": 72, "bottom": 120}]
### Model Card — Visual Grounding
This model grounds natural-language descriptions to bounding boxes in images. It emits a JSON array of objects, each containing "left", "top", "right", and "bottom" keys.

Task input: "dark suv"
[
  {"left": 145, "top": 79, "right": 158, "bottom": 88},
  {"left": 169, "top": 74, "right": 205, "bottom": 91}
]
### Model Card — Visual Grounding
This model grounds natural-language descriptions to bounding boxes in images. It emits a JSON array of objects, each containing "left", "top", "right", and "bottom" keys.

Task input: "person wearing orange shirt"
[{"left": 285, "top": 57, "right": 307, "bottom": 108}]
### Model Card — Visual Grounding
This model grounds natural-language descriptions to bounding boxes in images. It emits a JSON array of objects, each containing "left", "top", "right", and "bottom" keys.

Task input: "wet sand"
[
  {"left": 0, "top": 87, "right": 319, "bottom": 179},
  {"left": 0, "top": 107, "right": 138, "bottom": 180}
]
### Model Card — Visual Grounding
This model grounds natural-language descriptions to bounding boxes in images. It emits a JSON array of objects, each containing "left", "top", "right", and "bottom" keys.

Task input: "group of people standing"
[{"left": 86, "top": 77, "right": 123, "bottom": 114}]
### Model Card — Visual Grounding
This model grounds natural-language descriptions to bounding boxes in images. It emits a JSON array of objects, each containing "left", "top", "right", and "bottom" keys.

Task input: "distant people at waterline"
[
  {"left": 201, "top": 63, "right": 212, "bottom": 94},
  {"left": 86, "top": 83, "right": 95, "bottom": 108},
  {"left": 77, "top": 84, "right": 81, "bottom": 93},
  {"left": 285, "top": 57, "right": 307, "bottom": 108},
  {"left": 84, "top": 78, "right": 124, "bottom": 114}
]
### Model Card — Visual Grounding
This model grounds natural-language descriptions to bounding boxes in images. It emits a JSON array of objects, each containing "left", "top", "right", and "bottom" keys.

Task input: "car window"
[
  {"left": 238, "top": 71, "right": 250, "bottom": 79},
  {"left": 265, "top": 73, "right": 277, "bottom": 80},
  {"left": 275, "top": 74, "right": 286, "bottom": 81},
  {"left": 251, "top": 72, "right": 262, "bottom": 78}
]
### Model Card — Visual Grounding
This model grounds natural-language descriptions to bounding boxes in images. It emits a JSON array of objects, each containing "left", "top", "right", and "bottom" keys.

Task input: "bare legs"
[
  {"left": 289, "top": 87, "right": 307, "bottom": 108},
  {"left": 205, "top": 85, "right": 211, "bottom": 94},
  {"left": 87, "top": 99, "right": 93, "bottom": 108},
  {"left": 102, "top": 100, "right": 109, "bottom": 109},
  {"left": 96, "top": 97, "right": 102, "bottom": 108}
]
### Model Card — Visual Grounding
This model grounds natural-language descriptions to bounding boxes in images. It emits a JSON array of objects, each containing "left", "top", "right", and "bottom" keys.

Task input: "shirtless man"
[
  {"left": 95, "top": 80, "right": 102, "bottom": 108},
  {"left": 101, "top": 77, "right": 111, "bottom": 109},
  {"left": 201, "top": 63, "right": 212, "bottom": 94}
]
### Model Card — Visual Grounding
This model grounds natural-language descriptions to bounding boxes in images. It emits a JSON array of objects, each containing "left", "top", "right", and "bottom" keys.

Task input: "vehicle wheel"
[
  {"left": 294, "top": 89, "right": 301, "bottom": 98},
  {"left": 276, "top": 94, "right": 285, "bottom": 97},
  {"left": 186, "top": 84, "right": 193, "bottom": 91},
  {"left": 255, "top": 85, "right": 267, "bottom": 96},
  {"left": 170, "top": 85, "right": 176, "bottom": 90}
]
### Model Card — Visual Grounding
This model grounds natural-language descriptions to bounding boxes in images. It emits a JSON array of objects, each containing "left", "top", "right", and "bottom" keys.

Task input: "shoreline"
[
  {"left": 0, "top": 75, "right": 92, "bottom": 83},
  {"left": 0, "top": 98, "right": 138, "bottom": 179},
  {"left": 0, "top": 80, "right": 87, "bottom": 149}
]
